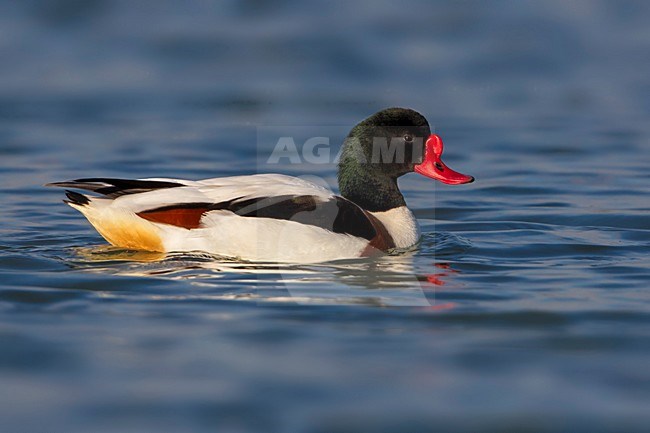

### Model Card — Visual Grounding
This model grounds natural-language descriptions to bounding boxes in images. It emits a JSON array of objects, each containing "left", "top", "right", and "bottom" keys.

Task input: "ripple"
[{"left": 1, "top": 1, "right": 649, "bottom": 430}]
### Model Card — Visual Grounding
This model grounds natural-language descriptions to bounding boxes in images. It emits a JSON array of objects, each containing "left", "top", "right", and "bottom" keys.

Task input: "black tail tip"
[{"left": 64, "top": 190, "right": 90, "bottom": 206}]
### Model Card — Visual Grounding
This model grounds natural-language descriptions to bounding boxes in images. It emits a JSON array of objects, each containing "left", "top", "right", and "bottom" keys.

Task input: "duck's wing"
[
  {"left": 131, "top": 174, "right": 378, "bottom": 241},
  {"left": 47, "top": 174, "right": 384, "bottom": 246},
  {"left": 196, "top": 173, "right": 334, "bottom": 200},
  {"left": 47, "top": 174, "right": 333, "bottom": 204}
]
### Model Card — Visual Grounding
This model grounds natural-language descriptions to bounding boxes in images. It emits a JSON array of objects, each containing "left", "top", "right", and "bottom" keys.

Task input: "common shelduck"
[{"left": 47, "top": 108, "right": 474, "bottom": 263}]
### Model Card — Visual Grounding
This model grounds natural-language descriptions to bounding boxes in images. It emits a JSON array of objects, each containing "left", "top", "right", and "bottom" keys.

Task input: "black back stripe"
[
  {"left": 140, "top": 195, "right": 377, "bottom": 241},
  {"left": 48, "top": 178, "right": 185, "bottom": 197}
]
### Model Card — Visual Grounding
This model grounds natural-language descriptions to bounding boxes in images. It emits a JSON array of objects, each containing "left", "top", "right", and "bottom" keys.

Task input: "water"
[{"left": 1, "top": 1, "right": 649, "bottom": 432}]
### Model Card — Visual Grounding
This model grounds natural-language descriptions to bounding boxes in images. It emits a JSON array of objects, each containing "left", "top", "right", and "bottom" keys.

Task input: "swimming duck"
[{"left": 47, "top": 108, "right": 474, "bottom": 263}]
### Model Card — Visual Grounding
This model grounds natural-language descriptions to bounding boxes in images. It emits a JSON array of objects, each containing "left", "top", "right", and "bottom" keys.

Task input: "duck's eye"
[{"left": 403, "top": 134, "right": 414, "bottom": 143}]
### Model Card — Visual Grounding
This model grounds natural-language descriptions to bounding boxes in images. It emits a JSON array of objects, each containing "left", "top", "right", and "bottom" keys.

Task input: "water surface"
[{"left": 1, "top": 1, "right": 649, "bottom": 432}]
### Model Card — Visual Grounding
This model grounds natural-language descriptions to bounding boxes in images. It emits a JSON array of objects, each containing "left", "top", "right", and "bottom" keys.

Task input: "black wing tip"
[
  {"left": 63, "top": 190, "right": 90, "bottom": 206},
  {"left": 45, "top": 178, "right": 184, "bottom": 198}
]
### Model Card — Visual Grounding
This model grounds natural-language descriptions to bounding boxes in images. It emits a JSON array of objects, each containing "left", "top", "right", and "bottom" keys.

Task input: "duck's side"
[{"left": 50, "top": 174, "right": 406, "bottom": 263}]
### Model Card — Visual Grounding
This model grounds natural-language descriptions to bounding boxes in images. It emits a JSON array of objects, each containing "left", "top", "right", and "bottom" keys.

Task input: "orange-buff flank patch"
[{"left": 138, "top": 208, "right": 207, "bottom": 229}]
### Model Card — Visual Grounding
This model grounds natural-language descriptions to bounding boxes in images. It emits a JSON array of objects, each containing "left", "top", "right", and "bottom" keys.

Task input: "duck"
[{"left": 47, "top": 108, "right": 474, "bottom": 263}]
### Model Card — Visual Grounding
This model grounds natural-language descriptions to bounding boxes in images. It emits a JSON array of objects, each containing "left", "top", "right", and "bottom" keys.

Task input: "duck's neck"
[{"left": 337, "top": 153, "right": 406, "bottom": 213}]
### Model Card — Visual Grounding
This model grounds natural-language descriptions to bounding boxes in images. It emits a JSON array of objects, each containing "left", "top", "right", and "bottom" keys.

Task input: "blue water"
[{"left": 1, "top": 1, "right": 649, "bottom": 432}]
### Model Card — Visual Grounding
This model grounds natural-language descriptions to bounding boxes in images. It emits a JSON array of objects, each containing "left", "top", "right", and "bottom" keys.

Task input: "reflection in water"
[
  {"left": 74, "top": 245, "right": 167, "bottom": 262},
  {"left": 69, "top": 235, "right": 465, "bottom": 307},
  {"left": 424, "top": 263, "right": 460, "bottom": 286}
]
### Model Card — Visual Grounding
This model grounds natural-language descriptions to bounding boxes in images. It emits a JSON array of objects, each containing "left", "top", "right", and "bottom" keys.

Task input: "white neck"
[{"left": 368, "top": 206, "right": 420, "bottom": 249}]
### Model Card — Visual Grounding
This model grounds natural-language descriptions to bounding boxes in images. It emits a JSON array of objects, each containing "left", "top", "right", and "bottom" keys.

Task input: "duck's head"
[
  {"left": 338, "top": 108, "right": 474, "bottom": 210},
  {"left": 340, "top": 107, "right": 474, "bottom": 184}
]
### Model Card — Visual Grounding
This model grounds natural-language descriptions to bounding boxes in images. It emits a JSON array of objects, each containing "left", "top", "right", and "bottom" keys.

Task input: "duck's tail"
[{"left": 63, "top": 190, "right": 91, "bottom": 207}]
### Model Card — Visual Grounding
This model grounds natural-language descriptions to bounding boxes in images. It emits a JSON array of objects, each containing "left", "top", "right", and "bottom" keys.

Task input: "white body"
[{"left": 67, "top": 174, "right": 421, "bottom": 263}]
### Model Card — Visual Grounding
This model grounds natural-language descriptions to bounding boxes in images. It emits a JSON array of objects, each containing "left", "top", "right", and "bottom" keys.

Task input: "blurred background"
[
  {"left": 1, "top": 1, "right": 649, "bottom": 432},
  {"left": 3, "top": 0, "right": 648, "bottom": 137}
]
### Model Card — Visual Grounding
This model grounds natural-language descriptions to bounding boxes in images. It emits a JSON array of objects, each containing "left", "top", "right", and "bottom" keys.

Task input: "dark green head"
[
  {"left": 340, "top": 107, "right": 431, "bottom": 177},
  {"left": 337, "top": 107, "right": 432, "bottom": 211}
]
